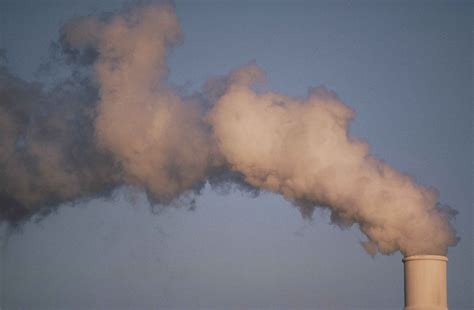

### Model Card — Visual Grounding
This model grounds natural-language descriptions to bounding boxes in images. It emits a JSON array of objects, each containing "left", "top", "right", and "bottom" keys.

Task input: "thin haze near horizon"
[{"left": 0, "top": 1, "right": 472, "bottom": 309}]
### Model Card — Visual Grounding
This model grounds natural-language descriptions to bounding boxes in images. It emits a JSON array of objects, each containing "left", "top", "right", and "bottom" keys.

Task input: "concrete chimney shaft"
[{"left": 403, "top": 255, "right": 448, "bottom": 310}]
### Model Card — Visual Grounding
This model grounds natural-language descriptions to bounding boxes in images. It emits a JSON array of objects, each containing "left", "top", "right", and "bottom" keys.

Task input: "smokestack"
[{"left": 403, "top": 255, "right": 448, "bottom": 310}]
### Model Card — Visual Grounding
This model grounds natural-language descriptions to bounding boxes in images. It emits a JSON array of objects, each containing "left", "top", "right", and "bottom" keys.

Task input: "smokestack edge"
[{"left": 402, "top": 255, "right": 448, "bottom": 263}]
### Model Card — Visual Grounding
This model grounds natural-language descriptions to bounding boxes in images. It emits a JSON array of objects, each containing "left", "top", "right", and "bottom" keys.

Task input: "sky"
[{"left": 0, "top": 0, "right": 472, "bottom": 309}]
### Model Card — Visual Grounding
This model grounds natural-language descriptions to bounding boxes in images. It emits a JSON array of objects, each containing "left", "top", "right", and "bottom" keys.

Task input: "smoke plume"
[{"left": 0, "top": 2, "right": 459, "bottom": 256}]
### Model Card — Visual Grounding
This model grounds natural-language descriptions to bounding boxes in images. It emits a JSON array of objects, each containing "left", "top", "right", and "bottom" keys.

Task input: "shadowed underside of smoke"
[{"left": 0, "top": 2, "right": 459, "bottom": 255}]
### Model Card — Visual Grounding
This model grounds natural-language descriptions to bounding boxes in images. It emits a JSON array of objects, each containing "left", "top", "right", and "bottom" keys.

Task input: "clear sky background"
[{"left": 0, "top": 0, "right": 472, "bottom": 309}]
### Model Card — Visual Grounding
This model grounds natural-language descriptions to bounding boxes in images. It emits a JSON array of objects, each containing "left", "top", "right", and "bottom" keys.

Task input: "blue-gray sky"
[{"left": 0, "top": 0, "right": 472, "bottom": 309}]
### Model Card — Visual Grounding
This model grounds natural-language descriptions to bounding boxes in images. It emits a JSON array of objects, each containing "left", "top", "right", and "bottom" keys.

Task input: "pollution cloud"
[{"left": 0, "top": 2, "right": 459, "bottom": 256}]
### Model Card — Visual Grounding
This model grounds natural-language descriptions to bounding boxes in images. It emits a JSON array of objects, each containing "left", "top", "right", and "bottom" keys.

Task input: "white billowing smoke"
[
  {"left": 0, "top": 2, "right": 458, "bottom": 256},
  {"left": 208, "top": 65, "right": 458, "bottom": 256},
  {"left": 63, "top": 5, "right": 211, "bottom": 201}
]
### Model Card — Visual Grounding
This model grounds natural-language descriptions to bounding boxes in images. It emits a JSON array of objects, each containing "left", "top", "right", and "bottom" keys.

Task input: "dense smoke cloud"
[
  {"left": 63, "top": 4, "right": 211, "bottom": 202},
  {"left": 208, "top": 65, "right": 459, "bottom": 255},
  {"left": 0, "top": 2, "right": 458, "bottom": 255}
]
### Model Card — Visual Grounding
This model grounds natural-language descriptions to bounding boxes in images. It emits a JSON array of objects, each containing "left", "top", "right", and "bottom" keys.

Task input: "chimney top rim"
[{"left": 402, "top": 255, "right": 448, "bottom": 263}]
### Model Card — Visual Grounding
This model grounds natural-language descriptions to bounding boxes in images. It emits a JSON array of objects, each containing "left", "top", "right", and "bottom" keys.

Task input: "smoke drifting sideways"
[{"left": 0, "top": 2, "right": 459, "bottom": 256}]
